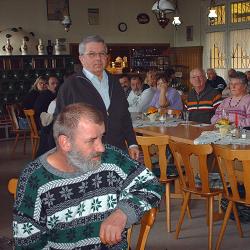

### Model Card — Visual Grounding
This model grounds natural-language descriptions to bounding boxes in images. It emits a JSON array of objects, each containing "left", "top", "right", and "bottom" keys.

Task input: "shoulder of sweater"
[{"left": 205, "top": 84, "right": 221, "bottom": 95}]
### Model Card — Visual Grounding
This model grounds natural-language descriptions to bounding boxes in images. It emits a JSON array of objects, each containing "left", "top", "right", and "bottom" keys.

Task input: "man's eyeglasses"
[{"left": 84, "top": 52, "right": 107, "bottom": 58}]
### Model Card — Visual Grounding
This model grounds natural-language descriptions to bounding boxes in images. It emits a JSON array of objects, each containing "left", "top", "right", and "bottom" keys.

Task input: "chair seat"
[
  {"left": 160, "top": 178, "right": 175, "bottom": 184},
  {"left": 182, "top": 187, "right": 223, "bottom": 197}
]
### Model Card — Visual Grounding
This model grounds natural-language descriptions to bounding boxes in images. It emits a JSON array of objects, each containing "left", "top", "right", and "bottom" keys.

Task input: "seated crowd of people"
[
  {"left": 119, "top": 67, "right": 250, "bottom": 127},
  {"left": 9, "top": 34, "right": 250, "bottom": 248}
]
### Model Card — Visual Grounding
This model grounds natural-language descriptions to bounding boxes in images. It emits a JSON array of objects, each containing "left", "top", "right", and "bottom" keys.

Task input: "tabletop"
[{"left": 134, "top": 120, "right": 250, "bottom": 150}]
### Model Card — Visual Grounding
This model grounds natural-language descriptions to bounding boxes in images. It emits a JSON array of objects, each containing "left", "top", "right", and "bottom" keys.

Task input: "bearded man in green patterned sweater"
[{"left": 13, "top": 103, "right": 162, "bottom": 249}]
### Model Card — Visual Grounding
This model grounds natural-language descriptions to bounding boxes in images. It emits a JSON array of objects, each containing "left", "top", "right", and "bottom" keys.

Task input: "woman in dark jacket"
[
  {"left": 19, "top": 76, "right": 47, "bottom": 129},
  {"left": 21, "top": 76, "right": 47, "bottom": 110}
]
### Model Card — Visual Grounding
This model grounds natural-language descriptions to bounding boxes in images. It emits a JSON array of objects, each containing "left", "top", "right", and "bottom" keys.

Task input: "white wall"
[
  {"left": 173, "top": 0, "right": 205, "bottom": 47},
  {"left": 0, "top": 0, "right": 204, "bottom": 48}
]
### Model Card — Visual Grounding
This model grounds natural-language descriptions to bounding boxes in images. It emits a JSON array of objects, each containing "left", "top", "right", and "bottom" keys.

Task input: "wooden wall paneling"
[{"left": 170, "top": 46, "right": 203, "bottom": 89}]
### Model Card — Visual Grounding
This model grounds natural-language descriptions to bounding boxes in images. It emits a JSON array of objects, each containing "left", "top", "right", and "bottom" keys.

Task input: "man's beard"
[{"left": 66, "top": 145, "right": 102, "bottom": 173}]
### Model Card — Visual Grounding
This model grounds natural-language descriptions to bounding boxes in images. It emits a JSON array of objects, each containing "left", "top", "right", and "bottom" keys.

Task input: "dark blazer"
[{"left": 55, "top": 71, "right": 137, "bottom": 150}]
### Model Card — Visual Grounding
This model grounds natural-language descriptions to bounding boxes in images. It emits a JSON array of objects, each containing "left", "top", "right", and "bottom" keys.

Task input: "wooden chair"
[
  {"left": 213, "top": 145, "right": 248, "bottom": 250},
  {"left": 23, "top": 109, "right": 40, "bottom": 159},
  {"left": 136, "top": 135, "right": 176, "bottom": 233},
  {"left": 6, "top": 104, "right": 29, "bottom": 154},
  {"left": 8, "top": 178, "right": 18, "bottom": 199},
  {"left": 127, "top": 208, "right": 157, "bottom": 250},
  {"left": 169, "top": 140, "right": 223, "bottom": 250}
]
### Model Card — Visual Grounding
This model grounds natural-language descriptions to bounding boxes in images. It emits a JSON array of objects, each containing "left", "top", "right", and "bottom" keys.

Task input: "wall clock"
[{"left": 118, "top": 22, "right": 127, "bottom": 32}]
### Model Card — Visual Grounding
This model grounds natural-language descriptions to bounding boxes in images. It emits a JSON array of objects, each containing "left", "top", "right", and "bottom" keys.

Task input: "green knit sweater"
[{"left": 13, "top": 144, "right": 162, "bottom": 249}]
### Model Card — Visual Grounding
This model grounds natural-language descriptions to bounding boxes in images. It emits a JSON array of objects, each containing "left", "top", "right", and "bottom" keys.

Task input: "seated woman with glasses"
[{"left": 211, "top": 71, "right": 250, "bottom": 127}]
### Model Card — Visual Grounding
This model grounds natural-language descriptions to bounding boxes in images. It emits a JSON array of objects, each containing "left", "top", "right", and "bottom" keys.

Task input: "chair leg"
[
  {"left": 23, "top": 132, "right": 27, "bottom": 154},
  {"left": 218, "top": 193, "right": 223, "bottom": 214},
  {"left": 182, "top": 191, "right": 192, "bottom": 219},
  {"left": 12, "top": 133, "right": 19, "bottom": 154},
  {"left": 165, "top": 183, "right": 171, "bottom": 232},
  {"left": 208, "top": 196, "right": 214, "bottom": 250},
  {"left": 127, "top": 227, "right": 133, "bottom": 250},
  {"left": 232, "top": 202, "right": 243, "bottom": 237},
  {"left": 216, "top": 201, "right": 233, "bottom": 250},
  {"left": 175, "top": 192, "right": 190, "bottom": 239},
  {"left": 135, "top": 225, "right": 150, "bottom": 250},
  {"left": 32, "top": 139, "right": 38, "bottom": 160},
  {"left": 186, "top": 202, "right": 192, "bottom": 219}
]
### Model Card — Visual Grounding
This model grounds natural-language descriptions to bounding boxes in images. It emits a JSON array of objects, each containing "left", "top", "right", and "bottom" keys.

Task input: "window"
[
  {"left": 208, "top": 5, "right": 226, "bottom": 26},
  {"left": 230, "top": 29, "right": 250, "bottom": 68},
  {"left": 205, "top": 1, "right": 250, "bottom": 80},
  {"left": 206, "top": 32, "right": 225, "bottom": 69},
  {"left": 231, "top": 1, "right": 250, "bottom": 23}
]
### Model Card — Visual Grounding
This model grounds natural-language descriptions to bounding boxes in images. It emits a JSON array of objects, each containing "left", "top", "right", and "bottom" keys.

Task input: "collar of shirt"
[{"left": 82, "top": 68, "right": 110, "bottom": 110}]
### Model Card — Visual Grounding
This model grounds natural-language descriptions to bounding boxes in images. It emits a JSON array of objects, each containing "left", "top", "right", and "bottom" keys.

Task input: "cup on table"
[
  {"left": 221, "top": 109, "right": 229, "bottom": 119},
  {"left": 183, "top": 111, "right": 189, "bottom": 124}
]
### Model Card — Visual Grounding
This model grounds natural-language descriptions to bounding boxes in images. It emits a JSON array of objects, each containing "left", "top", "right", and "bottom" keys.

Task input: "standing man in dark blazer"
[{"left": 55, "top": 35, "right": 139, "bottom": 160}]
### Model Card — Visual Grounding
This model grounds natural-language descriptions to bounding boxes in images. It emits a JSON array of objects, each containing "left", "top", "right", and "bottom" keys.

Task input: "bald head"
[{"left": 190, "top": 68, "right": 207, "bottom": 93}]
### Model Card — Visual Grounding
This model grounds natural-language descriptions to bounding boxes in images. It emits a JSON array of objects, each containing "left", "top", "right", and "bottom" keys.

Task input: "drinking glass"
[
  {"left": 221, "top": 109, "right": 229, "bottom": 120},
  {"left": 183, "top": 111, "right": 189, "bottom": 124}
]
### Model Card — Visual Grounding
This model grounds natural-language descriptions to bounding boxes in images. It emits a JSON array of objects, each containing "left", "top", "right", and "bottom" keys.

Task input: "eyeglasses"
[{"left": 84, "top": 52, "right": 107, "bottom": 58}]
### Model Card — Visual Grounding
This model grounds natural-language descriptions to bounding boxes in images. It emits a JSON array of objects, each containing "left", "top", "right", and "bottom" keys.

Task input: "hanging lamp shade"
[
  {"left": 152, "top": 0, "right": 175, "bottom": 13},
  {"left": 152, "top": 0, "right": 175, "bottom": 28}
]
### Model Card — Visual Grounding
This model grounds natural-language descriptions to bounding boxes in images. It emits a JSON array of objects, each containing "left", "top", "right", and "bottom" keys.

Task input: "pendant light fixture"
[
  {"left": 152, "top": 0, "right": 175, "bottom": 28},
  {"left": 208, "top": 0, "right": 217, "bottom": 24}
]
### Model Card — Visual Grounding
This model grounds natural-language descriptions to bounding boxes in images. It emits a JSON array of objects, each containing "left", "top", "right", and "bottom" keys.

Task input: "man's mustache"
[{"left": 90, "top": 152, "right": 102, "bottom": 158}]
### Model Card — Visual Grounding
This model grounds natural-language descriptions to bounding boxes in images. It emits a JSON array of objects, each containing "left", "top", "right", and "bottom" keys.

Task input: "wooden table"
[
  {"left": 135, "top": 123, "right": 250, "bottom": 150},
  {"left": 135, "top": 123, "right": 214, "bottom": 144},
  {"left": 134, "top": 122, "right": 249, "bottom": 202}
]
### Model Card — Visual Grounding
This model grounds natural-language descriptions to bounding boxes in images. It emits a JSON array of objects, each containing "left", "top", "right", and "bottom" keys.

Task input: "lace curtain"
[
  {"left": 205, "top": 32, "right": 227, "bottom": 80},
  {"left": 230, "top": 29, "right": 250, "bottom": 69}
]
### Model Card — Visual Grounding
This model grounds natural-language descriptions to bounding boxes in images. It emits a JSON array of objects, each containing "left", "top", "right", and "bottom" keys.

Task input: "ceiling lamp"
[
  {"left": 62, "top": 15, "right": 72, "bottom": 32},
  {"left": 172, "top": 0, "right": 181, "bottom": 29},
  {"left": 208, "top": 0, "right": 217, "bottom": 24},
  {"left": 172, "top": 16, "right": 181, "bottom": 28},
  {"left": 61, "top": 4, "right": 72, "bottom": 32},
  {"left": 152, "top": 0, "right": 175, "bottom": 28}
]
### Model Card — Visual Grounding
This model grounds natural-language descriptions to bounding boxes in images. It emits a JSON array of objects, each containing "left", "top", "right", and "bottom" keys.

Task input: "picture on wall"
[
  {"left": 186, "top": 26, "right": 193, "bottom": 41},
  {"left": 47, "top": 0, "right": 69, "bottom": 20},
  {"left": 88, "top": 8, "right": 100, "bottom": 25}
]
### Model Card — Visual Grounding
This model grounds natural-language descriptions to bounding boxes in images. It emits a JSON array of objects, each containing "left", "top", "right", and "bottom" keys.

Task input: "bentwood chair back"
[
  {"left": 23, "top": 109, "right": 40, "bottom": 159},
  {"left": 213, "top": 144, "right": 249, "bottom": 250},
  {"left": 169, "top": 140, "right": 223, "bottom": 250},
  {"left": 8, "top": 178, "right": 18, "bottom": 199},
  {"left": 136, "top": 135, "right": 175, "bottom": 233},
  {"left": 6, "top": 104, "right": 29, "bottom": 154},
  {"left": 127, "top": 208, "right": 157, "bottom": 250}
]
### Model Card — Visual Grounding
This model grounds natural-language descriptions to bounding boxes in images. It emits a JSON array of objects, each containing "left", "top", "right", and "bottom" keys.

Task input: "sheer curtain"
[
  {"left": 230, "top": 29, "right": 250, "bottom": 70},
  {"left": 205, "top": 32, "right": 227, "bottom": 80}
]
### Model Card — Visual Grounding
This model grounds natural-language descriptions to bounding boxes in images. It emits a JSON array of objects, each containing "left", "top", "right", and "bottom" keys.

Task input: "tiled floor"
[{"left": 1, "top": 140, "right": 250, "bottom": 249}]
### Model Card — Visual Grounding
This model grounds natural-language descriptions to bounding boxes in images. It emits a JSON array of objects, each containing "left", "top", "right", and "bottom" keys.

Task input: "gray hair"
[
  {"left": 53, "top": 103, "right": 104, "bottom": 145},
  {"left": 207, "top": 68, "right": 216, "bottom": 74},
  {"left": 229, "top": 71, "right": 248, "bottom": 85},
  {"left": 78, "top": 35, "right": 107, "bottom": 55},
  {"left": 190, "top": 68, "right": 206, "bottom": 78}
]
